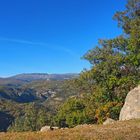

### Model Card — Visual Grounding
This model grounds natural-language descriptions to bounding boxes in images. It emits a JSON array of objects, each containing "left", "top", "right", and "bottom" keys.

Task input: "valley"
[{"left": 0, "top": 73, "right": 79, "bottom": 131}]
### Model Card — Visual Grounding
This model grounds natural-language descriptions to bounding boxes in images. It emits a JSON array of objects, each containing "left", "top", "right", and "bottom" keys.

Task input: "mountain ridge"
[
  {"left": 11, "top": 73, "right": 78, "bottom": 81},
  {"left": 0, "top": 73, "right": 79, "bottom": 86}
]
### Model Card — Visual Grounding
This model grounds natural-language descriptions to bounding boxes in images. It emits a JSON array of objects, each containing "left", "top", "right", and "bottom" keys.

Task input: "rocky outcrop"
[
  {"left": 103, "top": 118, "right": 116, "bottom": 125},
  {"left": 119, "top": 86, "right": 140, "bottom": 120}
]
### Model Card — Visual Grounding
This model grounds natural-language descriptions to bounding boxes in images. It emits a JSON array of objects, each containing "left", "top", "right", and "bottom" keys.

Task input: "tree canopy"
[{"left": 56, "top": 0, "right": 140, "bottom": 126}]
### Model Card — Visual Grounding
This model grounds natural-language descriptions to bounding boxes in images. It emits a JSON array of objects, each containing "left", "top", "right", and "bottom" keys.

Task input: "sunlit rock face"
[{"left": 119, "top": 86, "right": 140, "bottom": 121}]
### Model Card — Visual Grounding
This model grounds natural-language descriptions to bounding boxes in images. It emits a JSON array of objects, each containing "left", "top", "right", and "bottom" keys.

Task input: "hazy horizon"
[{"left": 0, "top": 72, "right": 80, "bottom": 78}]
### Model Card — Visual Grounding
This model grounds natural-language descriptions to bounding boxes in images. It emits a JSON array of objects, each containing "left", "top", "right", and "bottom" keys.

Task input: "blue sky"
[{"left": 0, "top": 0, "right": 126, "bottom": 77}]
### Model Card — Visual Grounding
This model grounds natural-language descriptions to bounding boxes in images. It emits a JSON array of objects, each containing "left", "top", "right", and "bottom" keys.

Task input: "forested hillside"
[
  {"left": 0, "top": 79, "right": 79, "bottom": 131},
  {"left": 0, "top": 0, "right": 140, "bottom": 134}
]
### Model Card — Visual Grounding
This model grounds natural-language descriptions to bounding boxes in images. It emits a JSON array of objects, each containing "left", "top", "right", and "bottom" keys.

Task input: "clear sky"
[{"left": 0, "top": 0, "right": 126, "bottom": 77}]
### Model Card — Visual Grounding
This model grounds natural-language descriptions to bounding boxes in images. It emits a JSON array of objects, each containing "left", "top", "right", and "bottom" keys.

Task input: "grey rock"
[
  {"left": 40, "top": 126, "right": 59, "bottom": 132},
  {"left": 119, "top": 86, "right": 140, "bottom": 120},
  {"left": 103, "top": 118, "right": 116, "bottom": 125},
  {"left": 40, "top": 126, "right": 51, "bottom": 132},
  {"left": 52, "top": 127, "right": 59, "bottom": 130}
]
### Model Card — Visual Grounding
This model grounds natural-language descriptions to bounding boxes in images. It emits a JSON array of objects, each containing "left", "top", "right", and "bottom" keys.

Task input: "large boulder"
[{"left": 119, "top": 86, "right": 140, "bottom": 121}]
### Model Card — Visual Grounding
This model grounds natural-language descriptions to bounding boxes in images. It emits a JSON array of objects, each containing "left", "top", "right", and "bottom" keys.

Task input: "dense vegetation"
[
  {"left": 0, "top": 80, "right": 78, "bottom": 132},
  {"left": 0, "top": 0, "right": 140, "bottom": 132},
  {"left": 55, "top": 0, "right": 140, "bottom": 127},
  {"left": 8, "top": 103, "right": 52, "bottom": 132}
]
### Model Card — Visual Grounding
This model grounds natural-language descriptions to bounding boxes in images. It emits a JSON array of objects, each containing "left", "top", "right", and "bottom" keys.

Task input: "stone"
[
  {"left": 103, "top": 118, "right": 116, "bottom": 125},
  {"left": 119, "top": 85, "right": 140, "bottom": 121},
  {"left": 40, "top": 126, "right": 51, "bottom": 132},
  {"left": 40, "top": 126, "right": 59, "bottom": 132},
  {"left": 51, "top": 127, "right": 59, "bottom": 130}
]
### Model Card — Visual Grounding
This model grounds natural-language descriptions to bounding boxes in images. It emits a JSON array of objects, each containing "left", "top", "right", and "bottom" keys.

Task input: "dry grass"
[{"left": 0, "top": 119, "right": 140, "bottom": 140}]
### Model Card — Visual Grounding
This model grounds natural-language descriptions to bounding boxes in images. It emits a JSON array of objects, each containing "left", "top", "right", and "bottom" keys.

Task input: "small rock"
[
  {"left": 40, "top": 126, "right": 59, "bottom": 132},
  {"left": 40, "top": 126, "right": 51, "bottom": 132},
  {"left": 51, "top": 127, "right": 59, "bottom": 130},
  {"left": 103, "top": 118, "right": 116, "bottom": 125}
]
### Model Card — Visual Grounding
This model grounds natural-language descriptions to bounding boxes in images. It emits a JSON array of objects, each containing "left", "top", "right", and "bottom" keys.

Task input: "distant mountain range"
[
  {"left": 11, "top": 73, "right": 79, "bottom": 81},
  {"left": 0, "top": 73, "right": 79, "bottom": 86},
  {"left": 0, "top": 73, "right": 79, "bottom": 103}
]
